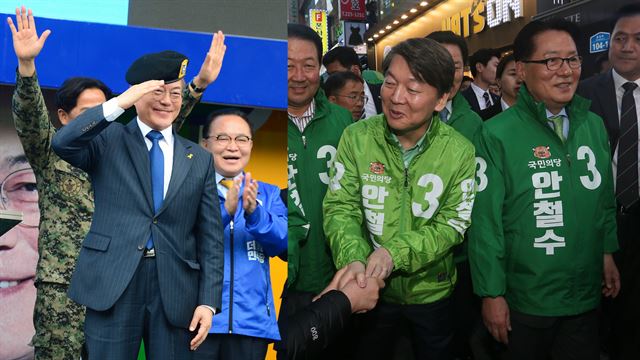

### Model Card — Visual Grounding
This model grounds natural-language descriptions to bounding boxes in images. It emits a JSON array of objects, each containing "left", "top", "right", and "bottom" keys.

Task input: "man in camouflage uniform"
[{"left": 8, "top": 7, "right": 226, "bottom": 359}]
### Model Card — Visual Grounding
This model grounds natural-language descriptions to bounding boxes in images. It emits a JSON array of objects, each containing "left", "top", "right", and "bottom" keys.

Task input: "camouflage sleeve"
[
  {"left": 12, "top": 70, "right": 54, "bottom": 171},
  {"left": 173, "top": 86, "right": 202, "bottom": 131}
]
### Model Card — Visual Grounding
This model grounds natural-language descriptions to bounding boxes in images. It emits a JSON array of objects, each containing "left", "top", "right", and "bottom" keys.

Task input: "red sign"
[{"left": 340, "top": 0, "right": 366, "bottom": 21}]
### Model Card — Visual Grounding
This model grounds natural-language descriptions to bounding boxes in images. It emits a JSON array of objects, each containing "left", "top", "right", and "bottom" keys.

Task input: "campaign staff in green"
[
  {"left": 323, "top": 38, "right": 476, "bottom": 360},
  {"left": 468, "top": 20, "right": 620, "bottom": 360}
]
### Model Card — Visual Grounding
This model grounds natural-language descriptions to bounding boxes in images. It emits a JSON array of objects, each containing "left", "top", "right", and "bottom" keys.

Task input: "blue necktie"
[{"left": 146, "top": 130, "right": 164, "bottom": 249}]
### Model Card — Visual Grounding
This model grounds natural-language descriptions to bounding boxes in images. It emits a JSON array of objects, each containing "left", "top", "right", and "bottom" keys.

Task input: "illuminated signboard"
[{"left": 442, "top": 0, "right": 524, "bottom": 38}]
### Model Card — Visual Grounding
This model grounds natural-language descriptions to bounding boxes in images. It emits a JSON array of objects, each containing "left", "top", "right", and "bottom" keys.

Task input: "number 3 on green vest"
[
  {"left": 317, "top": 145, "right": 337, "bottom": 185},
  {"left": 577, "top": 146, "right": 601, "bottom": 190},
  {"left": 475, "top": 157, "right": 488, "bottom": 192},
  {"left": 412, "top": 174, "right": 444, "bottom": 219}
]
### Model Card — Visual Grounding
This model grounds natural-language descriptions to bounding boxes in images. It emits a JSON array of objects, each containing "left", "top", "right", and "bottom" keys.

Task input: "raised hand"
[
  {"left": 7, "top": 6, "right": 51, "bottom": 76},
  {"left": 192, "top": 31, "right": 227, "bottom": 90},
  {"left": 242, "top": 172, "right": 258, "bottom": 215},
  {"left": 116, "top": 80, "right": 165, "bottom": 109}
]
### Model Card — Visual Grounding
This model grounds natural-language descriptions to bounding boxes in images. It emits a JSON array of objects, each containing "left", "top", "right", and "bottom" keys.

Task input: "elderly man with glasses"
[
  {"left": 195, "top": 109, "right": 287, "bottom": 360},
  {"left": 468, "top": 19, "right": 620, "bottom": 360}
]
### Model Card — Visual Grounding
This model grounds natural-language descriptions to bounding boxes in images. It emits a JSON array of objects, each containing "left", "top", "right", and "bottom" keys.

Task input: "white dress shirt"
[
  {"left": 500, "top": 98, "right": 511, "bottom": 111},
  {"left": 102, "top": 98, "right": 174, "bottom": 198},
  {"left": 101, "top": 98, "right": 215, "bottom": 315},
  {"left": 470, "top": 82, "right": 494, "bottom": 110},
  {"left": 363, "top": 81, "right": 378, "bottom": 118}
]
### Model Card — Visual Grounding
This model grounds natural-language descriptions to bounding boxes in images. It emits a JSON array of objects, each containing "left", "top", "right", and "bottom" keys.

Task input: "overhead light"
[
  {"left": 410, "top": 8, "right": 417, "bottom": 13},
  {"left": 386, "top": 25, "right": 392, "bottom": 29},
  {"left": 420, "top": 1, "right": 428, "bottom": 6},
  {"left": 401, "top": 14, "right": 408, "bottom": 19},
  {"left": 380, "top": 10, "right": 384, "bottom": 15},
  {"left": 379, "top": 29, "right": 385, "bottom": 34},
  {"left": 393, "top": 20, "right": 399, "bottom": 24},
  {"left": 373, "top": 34, "right": 379, "bottom": 38},
  {"left": 368, "top": 37, "right": 374, "bottom": 41}
]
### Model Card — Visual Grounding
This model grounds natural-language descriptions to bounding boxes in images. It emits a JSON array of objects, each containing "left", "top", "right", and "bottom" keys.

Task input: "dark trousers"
[
  {"left": 505, "top": 309, "right": 599, "bottom": 360},
  {"left": 354, "top": 298, "right": 453, "bottom": 360},
  {"left": 610, "top": 205, "right": 640, "bottom": 359},
  {"left": 276, "top": 289, "right": 355, "bottom": 360},
  {"left": 84, "top": 257, "right": 194, "bottom": 359},
  {"left": 452, "top": 260, "right": 481, "bottom": 360},
  {"left": 193, "top": 334, "right": 268, "bottom": 360}
]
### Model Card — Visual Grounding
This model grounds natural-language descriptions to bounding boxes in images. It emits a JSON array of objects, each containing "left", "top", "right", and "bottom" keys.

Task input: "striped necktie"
[
  {"left": 617, "top": 82, "right": 639, "bottom": 208},
  {"left": 483, "top": 91, "right": 491, "bottom": 109}
]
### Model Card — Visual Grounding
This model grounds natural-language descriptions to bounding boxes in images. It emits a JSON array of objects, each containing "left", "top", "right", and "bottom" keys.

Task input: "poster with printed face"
[{"left": 0, "top": 86, "right": 38, "bottom": 360}]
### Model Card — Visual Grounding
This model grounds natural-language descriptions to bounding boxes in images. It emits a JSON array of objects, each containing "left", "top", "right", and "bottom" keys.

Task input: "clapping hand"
[{"left": 242, "top": 172, "right": 258, "bottom": 215}]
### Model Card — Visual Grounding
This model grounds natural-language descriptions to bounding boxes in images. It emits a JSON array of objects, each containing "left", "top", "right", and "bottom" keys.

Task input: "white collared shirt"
[
  {"left": 610, "top": 69, "right": 640, "bottom": 192},
  {"left": 470, "top": 82, "right": 494, "bottom": 110},
  {"left": 102, "top": 98, "right": 174, "bottom": 198},
  {"left": 288, "top": 98, "right": 316, "bottom": 133},
  {"left": 363, "top": 81, "right": 378, "bottom": 118},
  {"left": 500, "top": 98, "right": 510, "bottom": 111}
]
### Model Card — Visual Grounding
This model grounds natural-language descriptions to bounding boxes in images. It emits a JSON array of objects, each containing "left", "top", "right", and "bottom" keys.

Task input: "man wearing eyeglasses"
[
  {"left": 8, "top": 6, "right": 226, "bottom": 359},
  {"left": 193, "top": 109, "right": 287, "bottom": 359},
  {"left": 324, "top": 71, "right": 366, "bottom": 121},
  {"left": 322, "top": 46, "right": 383, "bottom": 119},
  {"left": 284, "top": 23, "right": 353, "bottom": 359},
  {"left": 468, "top": 19, "right": 620, "bottom": 360},
  {"left": 51, "top": 45, "right": 227, "bottom": 356}
]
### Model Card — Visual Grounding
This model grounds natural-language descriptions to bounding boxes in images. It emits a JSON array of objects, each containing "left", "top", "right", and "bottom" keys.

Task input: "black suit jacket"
[
  {"left": 52, "top": 105, "right": 224, "bottom": 328},
  {"left": 461, "top": 85, "right": 501, "bottom": 120},
  {"left": 577, "top": 71, "right": 619, "bottom": 155}
]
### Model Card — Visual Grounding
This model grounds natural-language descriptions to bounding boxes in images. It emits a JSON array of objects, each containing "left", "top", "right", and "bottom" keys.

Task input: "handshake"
[{"left": 315, "top": 248, "right": 393, "bottom": 313}]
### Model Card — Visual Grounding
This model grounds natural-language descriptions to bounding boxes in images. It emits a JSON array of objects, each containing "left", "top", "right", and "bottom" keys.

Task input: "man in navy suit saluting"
[{"left": 52, "top": 48, "right": 226, "bottom": 358}]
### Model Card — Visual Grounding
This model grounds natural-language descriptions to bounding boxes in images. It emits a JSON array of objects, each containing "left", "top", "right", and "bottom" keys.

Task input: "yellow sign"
[
  {"left": 441, "top": 0, "right": 523, "bottom": 38},
  {"left": 309, "top": 9, "right": 329, "bottom": 54},
  {"left": 442, "top": 1, "right": 485, "bottom": 38}
]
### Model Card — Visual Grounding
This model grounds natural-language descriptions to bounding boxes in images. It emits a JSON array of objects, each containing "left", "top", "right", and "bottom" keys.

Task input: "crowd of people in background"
[{"left": 286, "top": 3, "right": 640, "bottom": 360}]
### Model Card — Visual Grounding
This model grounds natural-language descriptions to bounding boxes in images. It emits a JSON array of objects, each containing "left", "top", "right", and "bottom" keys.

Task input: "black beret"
[{"left": 125, "top": 50, "right": 189, "bottom": 85}]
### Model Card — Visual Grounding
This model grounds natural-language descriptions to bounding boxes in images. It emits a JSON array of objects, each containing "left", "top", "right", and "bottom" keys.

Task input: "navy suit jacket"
[
  {"left": 577, "top": 71, "right": 619, "bottom": 155},
  {"left": 52, "top": 105, "right": 223, "bottom": 328}
]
